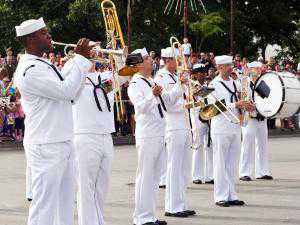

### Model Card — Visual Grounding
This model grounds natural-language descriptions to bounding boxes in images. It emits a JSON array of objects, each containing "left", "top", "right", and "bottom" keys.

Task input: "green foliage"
[
  {"left": 0, "top": 0, "right": 299, "bottom": 61},
  {"left": 190, "top": 12, "right": 224, "bottom": 37},
  {"left": 190, "top": 12, "right": 224, "bottom": 51}
]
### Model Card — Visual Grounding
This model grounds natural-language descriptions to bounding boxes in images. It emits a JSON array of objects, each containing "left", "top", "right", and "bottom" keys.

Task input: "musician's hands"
[
  {"left": 179, "top": 73, "right": 189, "bottom": 85},
  {"left": 152, "top": 84, "right": 163, "bottom": 96},
  {"left": 74, "top": 38, "right": 92, "bottom": 58},
  {"left": 246, "top": 101, "right": 256, "bottom": 112},
  {"left": 236, "top": 100, "right": 255, "bottom": 112}
]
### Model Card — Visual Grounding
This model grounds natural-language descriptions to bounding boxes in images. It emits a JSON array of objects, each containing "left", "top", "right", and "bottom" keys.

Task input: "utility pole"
[
  {"left": 184, "top": 0, "right": 188, "bottom": 38},
  {"left": 230, "top": 0, "right": 235, "bottom": 54},
  {"left": 127, "top": 0, "right": 132, "bottom": 52}
]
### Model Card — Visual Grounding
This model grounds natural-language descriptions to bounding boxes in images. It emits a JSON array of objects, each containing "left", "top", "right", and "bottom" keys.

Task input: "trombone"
[
  {"left": 170, "top": 36, "right": 198, "bottom": 143},
  {"left": 199, "top": 92, "right": 240, "bottom": 124},
  {"left": 101, "top": 0, "right": 127, "bottom": 123}
]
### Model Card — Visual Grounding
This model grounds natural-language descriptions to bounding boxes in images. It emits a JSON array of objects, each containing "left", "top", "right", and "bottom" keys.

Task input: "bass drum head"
[{"left": 254, "top": 72, "right": 283, "bottom": 118}]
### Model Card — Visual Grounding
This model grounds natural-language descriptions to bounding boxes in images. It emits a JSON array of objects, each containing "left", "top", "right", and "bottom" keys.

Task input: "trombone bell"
[{"left": 199, "top": 100, "right": 227, "bottom": 121}]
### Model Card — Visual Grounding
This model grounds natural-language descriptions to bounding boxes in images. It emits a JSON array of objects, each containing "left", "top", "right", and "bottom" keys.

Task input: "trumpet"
[{"left": 51, "top": 41, "right": 127, "bottom": 57}]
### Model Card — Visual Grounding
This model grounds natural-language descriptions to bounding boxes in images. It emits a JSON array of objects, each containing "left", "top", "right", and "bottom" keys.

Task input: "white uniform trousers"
[
  {"left": 159, "top": 145, "right": 167, "bottom": 186},
  {"left": 212, "top": 133, "right": 240, "bottom": 202},
  {"left": 25, "top": 164, "right": 33, "bottom": 200},
  {"left": 165, "top": 129, "right": 191, "bottom": 213},
  {"left": 25, "top": 141, "right": 76, "bottom": 225},
  {"left": 74, "top": 134, "right": 114, "bottom": 225},
  {"left": 192, "top": 133, "right": 213, "bottom": 182},
  {"left": 239, "top": 119, "right": 270, "bottom": 178},
  {"left": 133, "top": 136, "right": 165, "bottom": 225}
]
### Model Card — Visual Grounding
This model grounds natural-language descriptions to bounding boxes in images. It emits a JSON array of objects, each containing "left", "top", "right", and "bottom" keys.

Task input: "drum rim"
[{"left": 254, "top": 71, "right": 285, "bottom": 118}]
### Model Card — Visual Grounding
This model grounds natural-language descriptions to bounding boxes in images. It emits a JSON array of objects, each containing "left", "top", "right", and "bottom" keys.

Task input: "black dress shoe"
[
  {"left": 228, "top": 200, "right": 245, "bottom": 206},
  {"left": 257, "top": 175, "right": 273, "bottom": 180},
  {"left": 142, "top": 222, "right": 159, "bottom": 225},
  {"left": 165, "top": 211, "right": 188, "bottom": 217},
  {"left": 239, "top": 176, "right": 252, "bottom": 181},
  {"left": 159, "top": 185, "right": 166, "bottom": 189},
  {"left": 27, "top": 198, "right": 32, "bottom": 202},
  {"left": 184, "top": 210, "right": 196, "bottom": 216},
  {"left": 205, "top": 179, "right": 214, "bottom": 184},
  {"left": 215, "top": 201, "right": 230, "bottom": 207},
  {"left": 155, "top": 220, "right": 167, "bottom": 225},
  {"left": 193, "top": 179, "right": 202, "bottom": 184}
]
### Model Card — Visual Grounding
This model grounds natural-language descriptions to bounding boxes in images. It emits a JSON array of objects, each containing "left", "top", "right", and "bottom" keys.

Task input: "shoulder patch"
[{"left": 23, "top": 65, "right": 35, "bottom": 77}]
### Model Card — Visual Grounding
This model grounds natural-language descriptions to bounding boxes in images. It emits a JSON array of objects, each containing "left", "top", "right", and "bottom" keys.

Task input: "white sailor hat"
[
  {"left": 192, "top": 63, "right": 207, "bottom": 73},
  {"left": 131, "top": 48, "right": 149, "bottom": 57},
  {"left": 161, "top": 47, "right": 178, "bottom": 58},
  {"left": 15, "top": 17, "right": 46, "bottom": 37},
  {"left": 215, "top": 55, "right": 233, "bottom": 65},
  {"left": 247, "top": 61, "right": 263, "bottom": 68}
]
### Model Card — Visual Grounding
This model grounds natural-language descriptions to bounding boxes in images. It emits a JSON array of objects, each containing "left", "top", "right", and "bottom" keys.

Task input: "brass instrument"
[
  {"left": 101, "top": 0, "right": 127, "bottom": 123},
  {"left": 239, "top": 74, "right": 250, "bottom": 126},
  {"left": 198, "top": 88, "right": 241, "bottom": 123},
  {"left": 170, "top": 36, "right": 197, "bottom": 143},
  {"left": 101, "top": 0, "right": 125, "bottom": 49},
  {"left": 185, "top": 100, "right": 205, "bottom": 110},
  {"left": 118, "top": 65, "right": 138, "bottom": 77},
  {"left": 169, "top": 36, "right": 189, "bottom": 73},
  {"left": 51, "top": 41, "right": 126, "bottom": 56}
]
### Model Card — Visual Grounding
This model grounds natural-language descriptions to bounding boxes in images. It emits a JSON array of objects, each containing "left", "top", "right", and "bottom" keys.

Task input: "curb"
[{"left": 0, "top": 130, "right": 299, "bottom": 149}]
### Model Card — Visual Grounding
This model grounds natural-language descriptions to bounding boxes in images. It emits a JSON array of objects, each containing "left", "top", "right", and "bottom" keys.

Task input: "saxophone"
[{"left": 239, "top": 71, "right": 250, "bottom": 127}]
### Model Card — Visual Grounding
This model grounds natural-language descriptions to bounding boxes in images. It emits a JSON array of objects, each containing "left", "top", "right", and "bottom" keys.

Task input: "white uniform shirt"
[
  {"left": 208, "top": 75, "right": 241, "bottom": 134},
  {"left": 154, "top": 68, "right": 190, "bottom": 131},
  {"left": 73, "top": 71, "right": 115, "bottom": 135},
  {"left": 128, "top": 73, "right": 182, "bottom": 139},
  {"left": 15, "top": 53, "right": 92, "bottom": 144}
]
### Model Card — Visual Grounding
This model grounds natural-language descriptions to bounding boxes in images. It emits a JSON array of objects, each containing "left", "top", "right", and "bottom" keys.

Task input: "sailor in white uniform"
[
  {"left": 128, "top": 48, "right": 184, "bottom": 225},
  {"left": 208, "top": 55, "right": 255, "bottom": 207},
  {"left": 155, "top": 47, "right": 196, "bottom": 217},
  {"left": 189, "top": 64, "right": 214, "bottom": 185},
  {"left": 73, "top": 69, "right": 118, "bottom": 225},
  {"left": 239, "top": 61, "right": 273, "bottom": 181},
  {"left": 14, "top": 18, "right": 92, "bottom": 225}
]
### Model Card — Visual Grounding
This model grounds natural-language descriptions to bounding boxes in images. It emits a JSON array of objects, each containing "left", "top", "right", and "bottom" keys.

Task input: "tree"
[
  {"left": 235, "top": 0, "right": 300, "bottom": 59},
  {"left": 0, "top": 0, "right": 299, "bottom": 60},
  {"left": 190, "top": 12, "right": 224, "bottom": 52}
]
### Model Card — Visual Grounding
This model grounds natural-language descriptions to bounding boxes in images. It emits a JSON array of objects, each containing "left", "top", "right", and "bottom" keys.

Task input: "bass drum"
[{"left": 253, "top": 71, "right": 300, "bottom": 118}]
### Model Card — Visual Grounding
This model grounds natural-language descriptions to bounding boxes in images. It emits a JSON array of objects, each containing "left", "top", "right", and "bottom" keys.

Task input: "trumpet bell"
[
  {"left": 118, "top": 65, "right": 138, "bottom": 77},
  {"left": 199, "top": 100, "right": 227, "bottom": 121}
]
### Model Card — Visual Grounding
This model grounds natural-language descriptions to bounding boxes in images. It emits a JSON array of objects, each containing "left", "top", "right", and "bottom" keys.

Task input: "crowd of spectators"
[{"left": 1, "top": 45, "right": 300, "bottom": 143}]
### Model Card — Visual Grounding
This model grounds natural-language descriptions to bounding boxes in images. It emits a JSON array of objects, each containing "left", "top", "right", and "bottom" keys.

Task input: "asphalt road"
[{"left": 0, "top": 137, "right": 300, "bottom": 225}]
